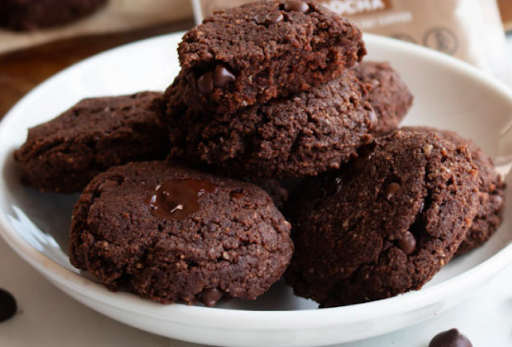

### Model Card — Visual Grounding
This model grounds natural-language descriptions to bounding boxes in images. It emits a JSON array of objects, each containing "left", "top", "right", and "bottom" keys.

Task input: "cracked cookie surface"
[
  {"left": 284, "top": 129, "right": 479, "bottom": 307},
  {"left": 15, "top": 92, "right": 170, "bottom": 193},
  {"left": 173, "top": 0, "right": 366, "bottom": 114},
  {"left": 403, "top": 127, "right": 506, "bottom": 256},
  {"left": 69, "top": 161, "right": 293, "bottom": 306}
]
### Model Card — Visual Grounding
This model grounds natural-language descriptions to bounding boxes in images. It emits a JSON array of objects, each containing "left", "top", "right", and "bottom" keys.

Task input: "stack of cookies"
[{"left": 14, "top": 0, "right": 505, "bottom": 308}]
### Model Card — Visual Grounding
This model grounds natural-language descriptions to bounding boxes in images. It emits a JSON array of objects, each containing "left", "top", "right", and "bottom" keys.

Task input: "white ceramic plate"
[{"left": 1, "top": 33, "right": 512, "bottom": 347}]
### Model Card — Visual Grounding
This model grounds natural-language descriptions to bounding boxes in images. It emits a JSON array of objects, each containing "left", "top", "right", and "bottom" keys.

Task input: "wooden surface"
[
  {"left": 0, "top": 20, "right": 193, "bottom": 119},
  {"left": 498, "top": 0, "right": 512, "bottom": 31}
]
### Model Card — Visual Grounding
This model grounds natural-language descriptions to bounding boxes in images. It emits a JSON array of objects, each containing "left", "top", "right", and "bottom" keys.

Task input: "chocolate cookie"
[
  {"left": 15, "top": 92, "right": 170, "bottom": 193},
  {"left": 356, "top": 62, "right": 414, "bottom": 136},
  {"left": 0, "top": 0, "right": 107, "bottom": 31},
  {"left": 403, "top": 127, "right": 506, "bottom": 256},
  {"left": 285, "top": 129, "right": 479, "bottom": 307},
  {"left": 174, "top": 0, "right": 366, "bottom": 114},
  {"left": 160, "top": 68, "right": 375, "bottom": 178},
  {"left": 69, "top": 161, "right": 293, "bottom": 306}
]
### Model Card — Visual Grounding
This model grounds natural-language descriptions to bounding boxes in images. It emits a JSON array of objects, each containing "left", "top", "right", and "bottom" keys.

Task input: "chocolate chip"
[
  {"left": 213, "top": 65, "right": 236, "bottom": 88},
  {"left": 399, "top": 231, "right": 416, "bottom": 255},
  {"left": 230, "top": 191, "right": 245, "bottom": 199},
  {"left": 255, "top": 11, "right": 284, "bottom": 25},
  {"left": 429, "top": 329, "right": 472, "bottom": 347},
  {"left": 148, "top": 179, "right": 217, "bottom": 220},
  {"left": 385, "top": 182, "right": 401, "bottom": 200},
  {"left": 283, "top": 0, "right": 309, "bottom": 12},
  {"left": 197, "top": 71, "right": 214, "bottom": 94},
  {"left": 201, "top": 288, "right": 223, "bottom": 307},
  {"left": 0, "top": 288, "right": 17, "bottom": 323}
]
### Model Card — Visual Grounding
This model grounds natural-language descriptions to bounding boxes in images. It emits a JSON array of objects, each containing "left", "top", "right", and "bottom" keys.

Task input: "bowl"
[{"left": 1, "top": 32, "right": 512, "bottom": 347}]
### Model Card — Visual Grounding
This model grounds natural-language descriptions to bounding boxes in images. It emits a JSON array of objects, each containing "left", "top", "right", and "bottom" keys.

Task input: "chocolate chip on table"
[
  {"left": 399, "top": 231, "right": 416, "bottom": 255},
  {"left": 0, "top": 288, "right": 17, "bottom": 323},
  {"left": 201, "top": 288, "right": 223, "bottom": 307},
  {"left": 197, "top": 71, "right": 214, "bottom": 94},
  {"left": 283, "top": 0, "right": 309, "bottom": 13},
  {"left": 148, "top": 178, "right": 217, "bottom": 220},
  {"left": 213, "top": 65, "right": 236, "bottom": 87},
  {"left": 384, "top": 182, "right": 401, "bottom": 200},
  {"left": 255, "top": 11, "right": 284, "bottom": 26},
  {"left": 429, "top": 329, "right": 472, "bottom": 347}
]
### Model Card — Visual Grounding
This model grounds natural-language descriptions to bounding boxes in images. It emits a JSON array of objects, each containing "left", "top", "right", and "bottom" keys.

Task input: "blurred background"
[{"left": 1, "top": 0, "right": 511, "bottom": 118}]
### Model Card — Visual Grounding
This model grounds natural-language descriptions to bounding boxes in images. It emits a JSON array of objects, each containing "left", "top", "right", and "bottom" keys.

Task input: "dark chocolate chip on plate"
[
  {"left": 0, "top": 288, "right": 17, "bottom": 323},
  {"left": 429, "top": 328, "right": 472, "bottom": 347},
  {"left": 201, "top": 288, "right": 224, "bottom": 307}
]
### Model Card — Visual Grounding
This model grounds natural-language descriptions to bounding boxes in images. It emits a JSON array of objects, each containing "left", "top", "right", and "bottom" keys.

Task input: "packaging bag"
[{"left": 192, "top": 0, "right": 511, "bottom": 85}]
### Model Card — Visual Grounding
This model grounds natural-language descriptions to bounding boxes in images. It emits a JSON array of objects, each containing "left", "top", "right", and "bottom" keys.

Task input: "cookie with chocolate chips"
[
  {"left": 69, "top": 161, "right": 293, "bottom": 306},
  {"left": 173, "top": 0, "right": 366, "bottom": 114},
  {"left": 284, "top": 129, "right": 479, "bottom": 307},
  {"left": 356, "top": 62, "right": 414, "bottom": 136},
  {"left": 160, "top": 67, "right": 375, "bottom": 178},
  {"left": 15, "top": 92, "right": 170, "bottom": 193},
  {"left": 403, "top": 126, "right": 506, "bottom": 256}
]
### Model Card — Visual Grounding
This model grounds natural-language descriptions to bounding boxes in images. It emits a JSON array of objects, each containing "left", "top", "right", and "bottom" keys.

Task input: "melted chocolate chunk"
[
  {"left": 197, "top": 71, "right": 214, "bottom": 94},
  {"left": 255, "top": 11, "right": 284, "bottom": 26},
  {"left": 429, "top": 329, "right": 472, "bottom": 347},
  {"left": 283, "top": 0, "right": 309, "bottom": 13},
  {"left": 148, "top": 179, "right": 217, "bottom": 220},
  {"left": 201, "top": 288, "right": 223, "bottom": 307},
  {"left": 385, "top": 182, "right": 401, "bottom": 200},
  {"left": 0, "top": 288, "right": 17, "bottom": 323},
  {"left": 399, "top": 231, "right": 416, "bottom": 255}
]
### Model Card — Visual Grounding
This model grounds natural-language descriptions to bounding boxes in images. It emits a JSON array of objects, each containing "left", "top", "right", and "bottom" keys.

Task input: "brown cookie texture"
[
  {"left": 0, "top": 0, "right": 108, "bottom": 31},
  {"left": 356, "top": 62, "right": 414, "bottom": 136},
  {"left": 402, "top": 127, "right": 506, "bottom": 256},
  {"left": 14, "top": 92, "right": 170, "bottom": 193},
  {"left": 175, "top": 0, "right": 366, "bottom": 114},
  {"left": 160, "top": 68, "right": 375, "bottom": 179},
  {"left": 284, "top": 129, "right": 479, "bottom": 307},
  {"left": 69, "top": 161, "right": 293, "bottom": 306}
]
